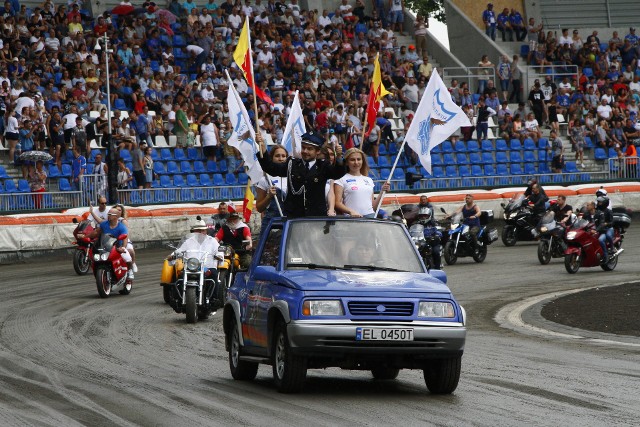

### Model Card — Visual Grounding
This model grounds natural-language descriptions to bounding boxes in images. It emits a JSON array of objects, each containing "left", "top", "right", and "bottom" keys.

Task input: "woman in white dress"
[{"left": 255, "top": 144, "right": 288, "bottom": 236}]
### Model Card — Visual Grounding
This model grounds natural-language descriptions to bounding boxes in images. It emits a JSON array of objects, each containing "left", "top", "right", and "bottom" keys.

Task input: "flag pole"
[
  {"left": 245, "top": 16, "right": 262, "bottom": 158},
  {"left": 374, "top": 136, "right": 408, "bottom": 217}
]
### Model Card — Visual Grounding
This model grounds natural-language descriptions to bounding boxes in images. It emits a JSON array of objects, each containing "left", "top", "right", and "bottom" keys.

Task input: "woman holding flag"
[{"left": 255, "top": 144, "right": 289, "bottom": 236}]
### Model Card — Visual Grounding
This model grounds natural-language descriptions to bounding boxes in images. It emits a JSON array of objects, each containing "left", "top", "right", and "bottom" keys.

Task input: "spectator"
[
  {"left": 549, "top": 131, "right": 564, "bottom": 173},
  {"left": 496, "top": 8, "right": 512, "bottom": 42},
  {"left": 482, "top": 3, "right": 496, "bottom": 41},
  {"left": 71, "top": 144, "right": 86, "bottom": 191},
  {"left": 509, "top": 8, "right": 526, "bottom": 42},
  {"left": 477, "top": 55, "right": 494, "bottom": 94},
  {"left": 569, "top": 118, "right": 586, "bottom": 168},
  {"left": 497, "top": 54, "right": 511, "bottom": 102}
]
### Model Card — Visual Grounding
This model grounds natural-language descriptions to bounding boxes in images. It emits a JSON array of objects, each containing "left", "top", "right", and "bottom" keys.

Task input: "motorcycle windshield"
[
  {"left": 570, "top": 218, "right": 589, "bottom": 230},
  {"left": 505, "top": 194, "right": 524, "bottom": 211},
  {"left": 451, "top": 212, "right": 463, "bottom": 227},
  {"left": 539, "top": 211, "right": 556, "bottom": 227},
  {"left": 409, "top": 224, "right": 425, "bottom": 239},
  {"left": 97, "top": 234, "right": 117, "bottom": 250},
  {"left": 175, "top": 233, "right": 217, "bottom": 268}
]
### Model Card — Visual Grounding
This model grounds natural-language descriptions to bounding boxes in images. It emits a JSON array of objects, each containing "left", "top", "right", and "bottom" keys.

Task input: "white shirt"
[
  {"left": 597, "top": 104, "right": 612, "bottom": 119},
  {"left": 256, "top": 174, "right": 288, "bottom": 197},
  {"left": 335, "top": 173, "right": 375, "bottom": 216},
  {"left": 63, "top": 113, "right": 79, "bottom": 130},
  {"left": 402, "top": 83, "right": 419, "bottom": 103},
  {"left": 228, "top": 13, "right": 242, "bottom": 29},
  {"left": 174, "top": 233, "right": 220, "bottom": 269},
  {"left": 318, "top": 15, "right": 331, "bottom": 28},
  {"left": 524, "top": 119, "right": 539, "bottom": 131},
  {"left": 200, "top": 122, "right": 218, "bottom": 147},
  {"left": 186, "top": 45, "right": 204, "bottom": 56}
]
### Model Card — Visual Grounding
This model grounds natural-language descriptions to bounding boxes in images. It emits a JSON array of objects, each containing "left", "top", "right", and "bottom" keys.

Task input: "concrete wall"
[{"left": 451, "top": 0, "right": 525, "bottom": 32}]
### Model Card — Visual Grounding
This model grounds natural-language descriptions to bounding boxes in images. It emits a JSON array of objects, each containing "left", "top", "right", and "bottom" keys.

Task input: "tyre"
[
  {"left": 371, "top": 368, "right": 400, "bottom": 380},
  {"left": 228, "top": 318, "right": 258, "bottom": 380},
  {"left": 198, "top": 309, "right": 210, "bottom": 321},
  {"left": 537, "top": 240, "right": 552, "bottom": 265},
  {"left": 564, "top": 253, "right": 580, "bottom": 274},
  {"left": 601, "top": 252, "right": 619, "bottom": 271},
  {"left": 119, "top": 280, "right": 132, "bottom": 295},
  {"left": 95, "top": 266, "right": 111, "bottom": 298},
  {"left": 272, "top": 320, "right": 307, "bottom": 393},
  {"left": 217, "top": 269, "right": 229, "bottom": 304},
  {"left": 501, "top": 226, "right": 517, "bottom": 246},
  {"left": 472, "top": 245, "right": 487, "bottom": 263},
  {"left": 443, "top": 241, "right": 457, "bottom": 265},
  {"left": 73, "top": 250, "right": 91, "bottom": 275},
  {"left": 163, "top": 285, "right": 171, "bottom": 304},
  {"left": 185, "top": 287, "right": 198, "bottom": 323},
  {"left": 423, "top": 356, "right": 461, "bottom": 394}
]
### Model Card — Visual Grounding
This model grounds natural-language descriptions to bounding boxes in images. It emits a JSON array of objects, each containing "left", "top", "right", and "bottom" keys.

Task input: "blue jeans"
[
  {"left": 598, "top": 227, "right": 615, "bottom": 255},
  {"left": 476, "top": 122, "right": 489, "bottom": 140},
  {"left": 486, "top": 24, "right": 496, "bottom": 41}
]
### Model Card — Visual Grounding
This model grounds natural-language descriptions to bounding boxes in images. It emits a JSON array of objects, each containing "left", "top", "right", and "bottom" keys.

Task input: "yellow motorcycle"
[{"left": 216, "top": 244, "right": 240, "bottom": 304}]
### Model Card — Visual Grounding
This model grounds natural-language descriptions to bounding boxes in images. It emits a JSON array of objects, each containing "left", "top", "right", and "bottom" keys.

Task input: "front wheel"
[
  {"left": 501, "top": 226, "right": 517, "bottom": 246},
  {"left": 217, "top": 269, "right": 229, "bottom": 304},
  {"left": 443, "top": 241, "right": 457, "bottom": 265},
  {"left": 95, "top": 266, "right": 112, "bottom": 298},
  {"left": 185, "top": 287, "right": 198, "bottom": 323},
  {"left": 423, "top": 356, "right": 461, "bottom": 394},
  {"left": 228, "top": 318, "right": 258, "bottom": 380},
  {"left": 162, "top": 285, "right": 171, "bottom": 304},
  {"left": 564, "top": 253, "right": 580, "bottom": 274},
  {"left": 272, "top": 320, "right": 307, "bottom": 393},
  {"left": 371, "top": 368, "right": 400, "bottom": 380},
  {"left": 73, "top": 250, "right": 91, "bottom": 275},
  {"left": 472, "top": 245, "right": 487, "bottom": 263},
  {"left": 537, "top": 240, "right": 552, "bottom": 265}
]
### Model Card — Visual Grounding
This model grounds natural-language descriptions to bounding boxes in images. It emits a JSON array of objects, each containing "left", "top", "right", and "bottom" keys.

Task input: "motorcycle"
[
  {"left": 441, "top": 208, "right": 498, "bottom": 265},
  {"left": 92, "top": 233, "right": 132, "bottom": 298},
  {"left": 216, "top": 244, "right": 241, "bottom": 303},
  {"left": 408, "top": 206, "right": 443, "bottom": 270},
  {"left": 535, "top": 211, "right": 570, "bottom": 265},
  {"left": 563, "top": 210, "right": 631, "bottom": 274},
  {"left": 501, "top": 194, "right": 543, "bottom": 246},
  {"left": 164, "top": 235, "right": 223, "bottom": 323},
  {"left": 72, "top": 218, "right": 96, "bottom": 275}
]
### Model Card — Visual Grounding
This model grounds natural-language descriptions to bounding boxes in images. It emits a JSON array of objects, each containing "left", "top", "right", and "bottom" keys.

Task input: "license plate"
[{"left": 355, "top": 327, "right": 414, "bottom": 341}]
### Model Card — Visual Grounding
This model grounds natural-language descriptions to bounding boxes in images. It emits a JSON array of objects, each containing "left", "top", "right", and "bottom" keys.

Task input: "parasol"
[
  {"left": 155, "top": 9, "right": 177, "bottom": 24},
  {"left": 111, "top": 4, "right": 135, "bottom": 15},
  {"left": 19, "top": 150, "right": 53, "bottom": 163}
]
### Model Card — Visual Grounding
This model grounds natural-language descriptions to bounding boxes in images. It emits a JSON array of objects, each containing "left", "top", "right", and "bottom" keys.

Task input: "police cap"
[{"left": 300, "top": 131, "right": 324, "bottom": 148}]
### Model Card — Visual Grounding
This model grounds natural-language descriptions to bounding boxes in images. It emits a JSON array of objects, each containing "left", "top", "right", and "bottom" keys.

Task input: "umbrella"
[
  {"left": 156, "top": 9, "right": 177, "bottom": 24},
  {"left": 19, "top": 150, "right": 53, "bottom": 163},
  {"left": 111, "top": 4, "right": 135, "bottom": 15}
]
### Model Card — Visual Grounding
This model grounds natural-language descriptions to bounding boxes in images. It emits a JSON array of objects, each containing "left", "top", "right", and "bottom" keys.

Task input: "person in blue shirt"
[
  {"left": 482, "top": 3, "right": 496, "bottom": 41},
  {"left": 71, "top": 145, "right": 86, "bottom": 191},
  {"left": 497, "top": 8, "right": 512, "bottom": 42},
  {"left": 182, "top": 0, "right": 198, "bottom": 14},
  {"left": 18, "top": 119, "right": 37, "bottom": 179},
  {"left": 509, "top": 9, "right": 526, "bottom": 41},
  {"left": 625, "top": 27, "right": 638, "bottom": 46}
]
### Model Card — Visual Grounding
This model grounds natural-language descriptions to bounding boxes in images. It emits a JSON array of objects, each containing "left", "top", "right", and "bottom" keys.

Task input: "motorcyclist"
[
  {"left": 551, "top": 194, "right": 573, "bottom": 225},
  {"left": 595, "top": 187, "right": 612, "bottom": 211},
  {"left": 418, "top": 195, "right": 433, "bottom": 210},
  {"left": 88, "top": 196, "right": 109, "bottom": 226},
  {"left": 583, "top": 201, "right": 611, "bottom": 261},
  {"left": 524, "top": 178, "right": 547, "bottom": 199},
  {"left": 415, "top": 204, "right": 443, "bottom": 269},
  {"left": 526, "top": 183, "right": 549, "bottom": 216},
  {"left": 210, "top": 201, "right": 231, "bottom": 234},
  {"left": 78, "top": 208, "right": 134, "bottom": 279},
  {"left": 449, "top": 194, "right": 482, "bottom": 251},
  {"left": 596, "top": 196, "right": 615, "bottom": 259},
  {"left": 169, "top": 218, "right": 220, "bottom": 276},
  {"left": 214, "top": 211, "right": 253, "bottom": 269}
]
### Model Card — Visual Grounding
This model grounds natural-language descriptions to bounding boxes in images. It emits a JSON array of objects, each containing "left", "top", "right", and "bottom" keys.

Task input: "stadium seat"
[
  {"left": 469, "top": 152, "right": 482, "bottom": 164},
  {"left": 509, "top": 151, "right": 522, "bottom": 163},
  {"left": 58, "top": 178, "right": 72, "bottom": 191},
  {"left": 466, "top": 140, "right": 480, "bottom": 152},
  {"left": 180, "top": 160, "right": 193, "bottom": 174},
  {"left": 367, "top": 156, "right": 378, "bottom": 168},
  {"left": 431, "top": 143, "right": 442, "bottom": 154},
  {"left": 86, "top": 164, "right": 95, "bottom": 174},
  {"left": 510, "top": 139, "right": 522, "bottom": 151},
  {"left": 186, "top": 174, "right": 199, "bottom": 187},
  {"left": 388, "top": 144, "right": 398, "bottom": 155},
  {"left": 471, "top": 164, "right": 484, "bottom": 177},
  {"left": 377, "top": 156, "right": 390, "bottom": 168},
  {"left": 378, "top": 144, "right": 387, "bottom": 155},
  {"left": 154, "top": 162, "right": 167, "bottom": 175},
  {"left": 432, "top": 167, "right": 444, "bottom": 178},
  {"left": 445, "top": 165, "right": 458, "bottom": 178},
  {"left": 173, "top": 175, "right": 186, "bottom": 187},
  {"left": 187, "top": 147, "right": 200, "bottom": 161},
  {"left": 212, "top": 173, "right": 225, "bottom": 186},
  {"left": 160, "top": 148, "right": 173, "bottom": 161},
  {"left": 114, "top": 99, "right": 127, "bottom": 110},
  {"left": 160, "top": 175, "right": 173, "bottom": 188},
  {"left": 520, "top": 44, "right": 529, "bottom": 57},
  {"left": 392, "top": 168, "right": 405, "bottom": 180},
  {"left": 538, "top": 150, "right": 547, "bottom": 162},
  {"left": 495, "top": 139, "right": 508, "bottom": 151},
  {"left": 61, "top": 164, "right": 72, "bottom": 177},
  {"left": 481, "top": 139, "right": 494, "bottom": 151},
  {"left": 443, "top": 153, "right": 456, "bottom": 165},
  {"left": 594, "top": 148, "right": 607, "bottom": 160},
  {"left": 455, "top": 153, "right": 468, "bottom": 165},
  {"left": 225, "top": 173, "right": 238, "bottom": 185},
  {"left": 48, "top": 164, "right": 61, "bottom": 178},
  {"left": 496, "top": 164, "right": 509, "bottom": 176},
  {"left": 441, "top": 140, "right": 454, "bottom": 153},
  {"left": 523, "top": 139, "right": 537, "bottom": 151},
  {"left": 564, "top": 162, "right": 579, "bottom": 173},
  {"left": 119, "top": 149, "right": 132, "bottom": 162},
  {"left": 199, "top": 174, "right": 212, "bottom": 186},
  {"left": 206, "top": 160, "right": 219, "bottom": 173},
  {"left": 539, "top": 162, "right": 551, "bottom": 174},
  {"left": 585, "top": 136, "right": 594, "bottom": 148},
  {"left": 538, "top": 138, "right": 549, "bottom": 150},
  {"left": 481, "top": 152, "right": 494, "bottom": 164},
  {"left": 166, "top": 161, "right": 179, "bottom": 174},
  {"left": 472, "top": 94, "right": 481, "bottom": 105},
  {"left": 150, "top": 148, "right": 161, "bottom": 161},
  {"left": 431, "top": 153, "right": 443, "bottom": 166},
  {"left": 16, "top": 179, "right": 29, "bottom": 193},
  {"left": 368, "top": 169, "right": 380, "bottom": 180},
  {"left": 174, "top": 148, "right": 186, "bottom": 161},
  {"left": 173, "top": 34, "right": 187, "bottom": 47},
  {"left": 599, "top": 42, "right": 608, "bottom": 52},
  {"left": 484, "top": 164, "right": 496, "bottom": 176},
  {"left": 193, "top": 161, "right": 206, "bottom": 174},
  {"left": 496, "top": 151, "right": 509, "bottom": 163},
  {"left": 608, "top": 147, "right": 617, "bottom": 158},
  {"left": 238, "top": 172, "right": 249, "bottom": 185},
  {"left": 524, "top": 163, "right": 537, "bottom": 175},
  {"left": 218, "top": 160, "right": 228, "bottom": 174},
  {"left": 454, "top": 140, "right": 467, "bottom": 152},
  {"left": 458, "top": 166, "right": 471, "bottom": 177},
  {"left": 510, "top": 164, "right": 523, "bottom": 175},
  {"left": 523, "top": 151, "right": 536, "bottom": 163},
  {"left": 379, "top": 168, "right": 391, "bottom": 180}
]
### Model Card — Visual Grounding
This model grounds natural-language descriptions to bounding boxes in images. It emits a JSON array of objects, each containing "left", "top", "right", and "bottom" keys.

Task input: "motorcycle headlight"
[
  {"left": 101, "top": 253, "right": 109, "bottom": 261},
  {"left": 418, "top": 302, "right": 455, "bottom": 318},
  {"left": 302, "top": 300, "right": 344, "bottom": 316},
  {"left": 224, "top": 246, "right": 233, "bottom": 257},
  {"left": 566, "top": 231, "right": 577, "bottom": 240},
  {"left": 509, "top": 212, "right": 518, "bottom": 219},
  {"left": 186, "top": 257, "right": 201, "bottom": 271},
  {"left": 93, "top": 254, "right": 101, "bottom": 261},
  {"left": 540, "top": 226, "right": 548, "bottom": 233}
]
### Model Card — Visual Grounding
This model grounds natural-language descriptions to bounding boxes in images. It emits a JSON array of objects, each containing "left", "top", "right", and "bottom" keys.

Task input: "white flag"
[
  {"left": 404, "top": 68, "right": 472, "bottom": 174},
  {"left": 226, "top": 73, "right": 264, "bottom": 183},
  {"left": 281, "top": 90, "right": 306, "bottom": 158}
]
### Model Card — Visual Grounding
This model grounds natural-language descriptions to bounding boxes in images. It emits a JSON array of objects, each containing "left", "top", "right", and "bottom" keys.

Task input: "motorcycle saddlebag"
[
  {"left": 484, "top": 227, "right": 499, "bottom": 244},
  {"left": 160, "top": 259, "right": 175, "bottom": 285},
  {"left": 612, "top": 213, "right": 631, "bottom": 230},
  {"left": 480, "top": 210, "right": 494, "bottom": 225}
]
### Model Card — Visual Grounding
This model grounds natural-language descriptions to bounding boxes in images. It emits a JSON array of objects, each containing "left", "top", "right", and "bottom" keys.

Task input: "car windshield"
[{"left": 285, "top": 220, "right": 424, "bottom": 273}]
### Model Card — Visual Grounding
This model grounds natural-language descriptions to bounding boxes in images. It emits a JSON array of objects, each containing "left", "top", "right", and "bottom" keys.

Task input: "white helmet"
[{"left": 191, "top": 216, "right": 208, "bottom": 231}]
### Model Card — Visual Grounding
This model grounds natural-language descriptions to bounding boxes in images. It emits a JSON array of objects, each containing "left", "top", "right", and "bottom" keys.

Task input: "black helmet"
[{"left": 596, "top": 196, "right": 609, "bottom": 209}]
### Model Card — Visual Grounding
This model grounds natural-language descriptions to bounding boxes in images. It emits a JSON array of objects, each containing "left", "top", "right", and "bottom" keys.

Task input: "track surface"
[{"left": 1, "top": 228, "right": 640, "bottom": 426}]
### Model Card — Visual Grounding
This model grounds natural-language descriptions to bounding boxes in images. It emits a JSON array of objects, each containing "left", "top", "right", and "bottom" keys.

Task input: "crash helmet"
[
  {"left": 417, "top": 206, "right": 433, "bottom": 222},
  {"left": 595, "top": 187, "right": 608, "bottom": 197},
  {"left": 596, "top": 196, "right": 610, "bottom": 209}
]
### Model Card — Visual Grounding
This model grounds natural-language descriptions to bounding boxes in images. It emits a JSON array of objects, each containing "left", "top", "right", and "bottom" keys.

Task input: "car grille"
[{"left": 347, "top": 301, "right": 414, "bottom": 316}]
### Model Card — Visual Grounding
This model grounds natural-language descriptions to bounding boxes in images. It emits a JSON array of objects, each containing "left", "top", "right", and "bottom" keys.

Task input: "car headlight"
[
  {"left": 101, "top": 253, "right": 109, "bottom": 261},
  {"left": 302, "top": 300, "right": 344, "bottom": 316},
  {"left": 540, "top": 226, "right": 548, "bottom": 233},
  {"left": 186, "top": 257, "right": 201, "bottom": 271},
  {"left": 566, "top": 231, "right": 577, "bottom": 240},
  {"left": 93, "top": 254, "right": 101, "bottom": 261},
  {"left": 418, "top": 301, "right": 455, "bottom": 318}
]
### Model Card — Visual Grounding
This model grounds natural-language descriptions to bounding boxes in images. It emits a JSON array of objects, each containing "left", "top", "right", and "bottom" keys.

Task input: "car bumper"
[{"left": 287, "top": 320, "right": 466, "bottom": 359}]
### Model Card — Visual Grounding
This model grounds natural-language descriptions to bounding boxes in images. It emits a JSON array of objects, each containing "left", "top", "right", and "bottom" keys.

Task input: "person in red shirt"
[
  {"left": 625, "top": 142, "right": 637, "bottom": 178},
  {"left": 215, "top": 211, "right": 253, "bottom": 269},
  {"left": 93, "top": 16, "right": 109, "bottom": 37},
  {"left": 315, "top": 106, "right": 329, "bottom": 134}
]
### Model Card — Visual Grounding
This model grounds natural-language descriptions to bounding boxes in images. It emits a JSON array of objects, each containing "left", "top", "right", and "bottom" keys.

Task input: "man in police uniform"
[{"left": 258, "top": 131, "right": 345, "bottom": 217}]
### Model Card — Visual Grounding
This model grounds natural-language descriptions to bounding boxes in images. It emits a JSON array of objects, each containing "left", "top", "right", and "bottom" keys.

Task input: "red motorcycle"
[
  {"left": 72, "top": 218, "right": 96, "bottom": 275},
  {"left": 92, "top": 233, "right": 133, "bottom": 298},
  {"left": 563, "top": 212, "right": 630, "bottom": 274}
]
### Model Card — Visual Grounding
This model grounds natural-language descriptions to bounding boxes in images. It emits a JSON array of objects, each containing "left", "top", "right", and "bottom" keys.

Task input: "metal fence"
[
  {"left": 522, "top": 65, "right": 580, "bottom": 98},
  {"left": 441, "top": 67, "right": 497, "bottom": 95},
  {"left": 608, "top": 156, "right": 640, "bottom": 180}
]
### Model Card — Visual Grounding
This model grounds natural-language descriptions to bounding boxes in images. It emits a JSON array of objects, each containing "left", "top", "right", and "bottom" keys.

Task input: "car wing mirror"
[
  {"left": 430, "top": 269, "right": 447, "bottom": 284},
  {"left": 440, "top": 207, "right": 446, "bottom": 214},
  {"left": 253, "top": 265, "right": 278, "bottom": 281}
]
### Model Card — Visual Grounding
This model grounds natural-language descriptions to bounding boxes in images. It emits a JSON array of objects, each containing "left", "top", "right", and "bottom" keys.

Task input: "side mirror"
[
  {"left": 197, "top": 215, "right": 202, "bottom": 220},
  {"left": 253, "top": 265, "right": 278, "bottom": 281},
  {"left": 440, "top": 207, "right": 446, "bottom": 214},
  {"left": 72, "top": 218, "right": 78, "bottom": 224},
  {"left": 430, "top": 269, "right": 447, "bottom": 284},
  {"left": 117, "top": 233, "right": 128, "bottom": 241},
  {"left": 500, "top": 202, "right": 505, "bottom": 208}
]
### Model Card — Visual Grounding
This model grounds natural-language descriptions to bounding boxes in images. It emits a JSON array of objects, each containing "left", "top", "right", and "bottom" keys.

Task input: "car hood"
[{"left": 277, "top": 270, "right": 450, "bottom": 293}]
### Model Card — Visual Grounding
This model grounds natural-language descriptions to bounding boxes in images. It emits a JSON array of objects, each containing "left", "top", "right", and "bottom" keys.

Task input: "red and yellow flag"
[
  {"left": 242, "top": 181, "right": 255, "bottom": 223},
  {"left": 364, "top": 54, "right": 390, "bottom": 137},
  {"left": 233, "top": 18, "right": 274, "bottom": 105}
]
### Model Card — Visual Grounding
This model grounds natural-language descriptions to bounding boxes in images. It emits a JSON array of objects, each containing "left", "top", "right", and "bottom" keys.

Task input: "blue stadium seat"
[
  {"left": 585, "top": 136, "right": 594, "bottom": 148},
  {"left": 154, "top": 162, "right": 167, "bottom": 175},
  {"left": 599, "top": 42, "right": 607, "bottom": 52},
  {"left": 608, "top": 147, "right": 617, "bottom": 158},
  {"left": 523, "top": 151, "right": 536, "bottom": 163},
  {"left": 471, "top": 164, "right": 484, "bottom": 177},
  {"left": 218, "top": 160, "right": 228, "bottom": 174},
  {"left": 58, "top": 178, "right": 72, "bottom": 191},
  {"left": 484, "top": 164, "right": 496, "bottom": 176},
  {"left": 150, "top": 148, "right": 161, "bottom": 161},
  {"left": 367, "top": 156, "right": 378, "bottom": 168},
  {"left": 564, "top": 162, "right": 579, "bottom": 173},
  {"left": 379, "top": 168, "right": 391, "bottom": 180},
  {"left": 469, "top": 152, "right": 482, "bottom": 164},
  {"left": 481, "top": 152, "right": 494, "bottom": 164},
  {"left": 466, "top": 140, "right": 480, "bottom": 152},
  {"left": 523, "top": 139, "right": 537, "bottom": 151},
  {"left": 174, "top": 148, "right": 186, "bottom": 161},
  {"left": 368, "top": 169, "right": 380, "bottom": 180},
  {"left": 193, "top": 160, "right": 206, "bottom": 174},
  {"left": 524, "top": 163, "right": 537, "bottom": 175},
  {"left": 114, "top": 99, "right": 127, "bottom": 110},
  {"left": 187, "top": 147, "right": 200, "bottom": 161},
  {"left": 431, "top": 153, "right": 443, "bottom": 166},
  {"left": 160, "top": 148, "right": 173, "bottom": 161},
  {"left": 496, "top": 151, "right": 509, "bottom": 163},
  {"left": 160, "top": 175, "right": 173, "bottom": 188},
  {"left": 48, "top": 164, "right": 61, "bottom": 178},
  {"left": 174, "top": 47, "right": 187, "bottom": 60},
  {"left": 594, "top": 148, "right": 607, "bottom": 160},
  {"left": 199, "top": 174, "right": 212, "bottom": 186},
  {"left": 238, "top": 172, "right": 249, "bottom": 185},
  {"left": 538, "top": 150, "right": 547, "bottom": 162},
  {"left": 225, "top": 173, "right": 238, "bottom": 185},
  {"left": 193, "top": 188, "right": 206, "bottom": 200},
  {"left": 166, "top": 161, "right": 179, "bottom": 174},
  {"left": 173, "top": 175, "right": 186, "bottom": 187},
  {"left": 388, "top": 144, "right": 398, "bottom": 155},
  {"left": 431, "top": 143, "right": 442, "bottom": 153},
  {"left": 61, "top": 164, "right": 72, "bottom": 177},
  {"left": 377, "top": 156, "right": 390, "bottom": 168},
  {"left": 539, "top": 162, "right": 551, "bottom": 174},
  {"left": 510, "top": 164, "right": 523, "bottom": 175},
  {"left": 441, "top": 140, "right": 454, "bottom": 153},
  {"left": 454, "top": 141, "right": 467, "bottom": 152},
  {"left": 456, "top": 153, "right": 468, "bottom": 165},
  {"left": 186, "top": 174, "right": 199, "bottom": 187},
  {"left": 472, "top": 94, "right": 481, "bottom": 105},
  {"left": 445, "top": 165, "right": 458, "bottom": 177},
  {"left": 212, "top": 173, "right": 225, "bottom": 186},
  {"left": 443, "top": 153, "right": 456, "bottom": 165},
  {"left": 458, "top": 166, "right": 471, "bottom": 177},
  {"left": 495, "top": 139, "right": 508, "bottom": 151},
  {"left": 432, "top": 167, "right": 445, "bottom": 178},
  {"left": 538, "top": 138, "right": 549, "bottom": 150},
  {"left": 206, "top": 160, "right": 219, "bottom": 173},
  {"left": 509, "top": 151, "right": 522, "bottom": 163},
  {"left": 119, "top": 149, "right": 132, "bottom": 162},
  {"left": 481, "top": 139, "right": 494, "bottom": 151},
  {"left": 520, "top": 44, "right": 529, "bottom": 57},
  {"left": 392, "top": 168, "right": 405, "bottom": 180},
  {"left": 510, "top": 139, "right": 522, "bottom": 151},
  {"left": 378, "top": 144, "right": 387, "bottom": 155},
  {"left": 496, "top": 164, "right": 509, "bottom": 176},
  {"left": 86, "top": 164, "right": 95, "bottom": 174},
  {"left": 180, "top": 160, "right": 193, "bottom": 174},
  {"left": 173, "top": 34, "right": 187, "bottom": 47},
  {"left": 17, "top": 179, "right": 29, "bottom": 192}
]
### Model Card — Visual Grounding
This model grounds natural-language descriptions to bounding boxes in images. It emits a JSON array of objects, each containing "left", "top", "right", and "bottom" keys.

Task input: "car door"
[{"left": 245, "top": 224, "right": 282, "bottom": 350}]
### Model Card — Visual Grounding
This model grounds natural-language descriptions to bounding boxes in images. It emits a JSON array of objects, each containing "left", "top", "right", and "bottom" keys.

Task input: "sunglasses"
[
  {"left": 107, "top": 213, "right": 118, "bottom": 216},
  {"left": 99, "top": 202, "right": 107, "bottom": 205}
]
